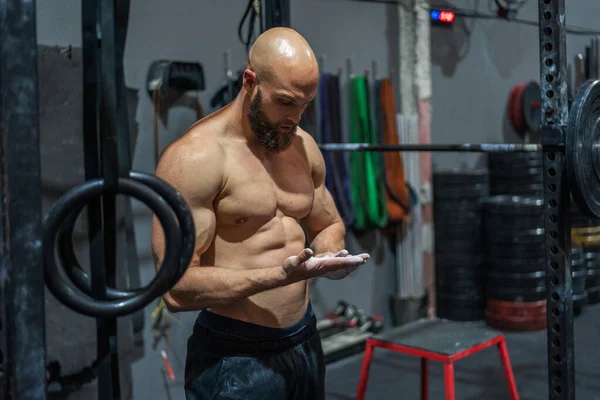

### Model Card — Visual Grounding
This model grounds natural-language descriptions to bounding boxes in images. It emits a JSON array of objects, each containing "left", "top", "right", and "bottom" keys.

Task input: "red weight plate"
[
  {"left": 514, "top": 82, "right": 528, "bottom": 134},
  {"left": 508, "top": 84, "right": 522, "bottom": 133},
  {"left": 486, "top": 299, "right": 546, "bottom": 318},
  {"left": 484, "top": 309, "right": 547, "bottom": 331}
]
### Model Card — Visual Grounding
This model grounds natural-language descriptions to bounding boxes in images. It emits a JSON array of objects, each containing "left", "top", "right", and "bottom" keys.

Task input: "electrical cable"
[{"left": 238, "top": 0, "right": 263, "bottom": 54}]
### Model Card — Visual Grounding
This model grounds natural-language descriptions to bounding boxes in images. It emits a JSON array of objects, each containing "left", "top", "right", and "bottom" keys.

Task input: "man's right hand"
[{"left": 282, "top": 248, "right": 370, "bottom": 282}]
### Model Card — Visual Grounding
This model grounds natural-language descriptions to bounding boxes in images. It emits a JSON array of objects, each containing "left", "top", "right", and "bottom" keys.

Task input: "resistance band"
[
  {"left": 349, "top": 76, "right": 388, "bottom": 230},
  {"left": 379, "top": 78, "right": 411, "bottom": 222},
  {"left": 319, "top": 73, "right": 355, "bottom": 226}
]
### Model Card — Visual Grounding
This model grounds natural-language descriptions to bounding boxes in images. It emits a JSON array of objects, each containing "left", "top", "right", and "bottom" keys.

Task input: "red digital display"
[{"left": 430, "top": 9, "right": 456, "bottom": 24}]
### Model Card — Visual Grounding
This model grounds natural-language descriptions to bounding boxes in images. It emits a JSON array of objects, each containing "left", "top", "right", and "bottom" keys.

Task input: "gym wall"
[{"left": 430, "top": 0, "right": 600, "bottom": 170}]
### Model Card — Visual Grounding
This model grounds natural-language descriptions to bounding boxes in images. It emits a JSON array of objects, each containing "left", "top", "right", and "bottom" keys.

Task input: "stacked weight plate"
[
  {"left": 483, "top": 195, "right": 546, "bottom": 331},
  {"left": 572, "top": 245, "right": 588, "bottom": 316},
  {"left": 487, "top": 152, "right": 543, "bottom": 197},
  {"left": 433, "top": 169, "right": 488, "bottom": 321},
  {"left": 571, "top": 199, "right": 600, "bottom": 305},
  {"left": 583, "top": 250, "right": 600, "bottom": 304}
]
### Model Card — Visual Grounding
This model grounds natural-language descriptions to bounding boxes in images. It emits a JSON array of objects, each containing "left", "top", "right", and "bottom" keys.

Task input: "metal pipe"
[
  {"left": 0, "top": 0, "right": 47, "bottom": 397},
  {"left": 538, "top": 0, "right": 574, "bottom": 399}
]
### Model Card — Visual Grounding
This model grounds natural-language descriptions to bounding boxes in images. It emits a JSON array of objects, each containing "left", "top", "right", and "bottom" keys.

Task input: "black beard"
[{"left": 247, "top": 89, "right": 297, "bottom": 153}]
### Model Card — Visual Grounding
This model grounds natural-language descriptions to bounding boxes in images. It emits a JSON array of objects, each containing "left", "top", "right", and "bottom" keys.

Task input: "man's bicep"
[
  {"left": 151, "top": 138, "right": 223, "bottom": 267},
  {"left": 151, "top": 204, "right": 217, "bottom": 268}
]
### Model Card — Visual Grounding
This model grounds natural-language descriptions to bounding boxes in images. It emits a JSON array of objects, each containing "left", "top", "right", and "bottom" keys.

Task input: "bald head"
[
  {"left": 248, "top": 27, "right": 319, "bottom": 87},
  {"left": 242, "top": 28, "right": 319, "bottom": 154}
]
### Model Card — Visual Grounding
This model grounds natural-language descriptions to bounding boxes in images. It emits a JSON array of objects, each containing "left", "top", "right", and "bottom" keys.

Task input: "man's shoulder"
[
  {"left": 163, "top": 124, "right": 226, "bottom": 167},
  {"left": 156, "top": 124, "right": 226, "bottom": 197}
]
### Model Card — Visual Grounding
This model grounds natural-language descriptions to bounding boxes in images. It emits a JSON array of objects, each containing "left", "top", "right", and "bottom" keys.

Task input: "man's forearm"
[
  {"left": 164, "top": 265, "right": 293, "bottom": 312},
  {"left": 308, "top": 221, "right": 346, "bottom": 254}
]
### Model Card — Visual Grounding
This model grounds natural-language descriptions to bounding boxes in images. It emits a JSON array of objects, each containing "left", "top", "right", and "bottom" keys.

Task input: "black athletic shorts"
[{"left": 184, "top": 302, "right": 325, "bottom": 400}]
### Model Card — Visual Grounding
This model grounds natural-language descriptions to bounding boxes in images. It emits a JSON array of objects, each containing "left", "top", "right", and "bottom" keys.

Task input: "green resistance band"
[{"left": 349, "top": 76, "right": 388, "bottom": 230}]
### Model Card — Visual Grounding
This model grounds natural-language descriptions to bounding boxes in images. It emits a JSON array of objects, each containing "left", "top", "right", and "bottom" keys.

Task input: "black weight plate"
[
  {"left": 566, "top": 79, "right": 600, "bottom": 219},
  {"left": 486, "top": 285, "right": 546, "bottom": 302},
  {"left": 437, "top": 280, "right": 485, "bottom": 295},
  {"left": 436, "top": 266, "right": 484, "bottom": 280},
  {"left": 436, "top": 221, "right": 483, "bottom": 233},
  {"left": 483, "top": 215, "right": 544, "bottom": 231},
  {"left": 437, "top": 305, "right": 484, "bottom": 322},
  {"left": 587, "top": 286, "right": 600, "bottom": 304},
  {"left": 485, "top": 228, "right": 545, "bottom": 244},
  {"left": 488, "top": 167, "right": 544, "bottom": 178},
  {"left": 435, "top": 231, "right": 482, "bottom": 243},
  {"left": 433, "top": 169, "right": 489, "bottom": 184},
  {"left": 487, "top": 151, "right": 542, "bottom": 164},
  {"left": 437, "top": 292, "right": 485, "bottom": 307},
  {"left": 483, "top": 195, "right": 544, "bottom": 215},
  {"left": 521, "top": 80, "right": 542, "bottom": 134},
  {"left": 435, "top": 252, "right": 485, "bottom": 265},
  {"left": 434, "top": 200, "right": 483, "bottom": 213},
  {"left": 573, "top": 292, "right": 588, "bottom": 308},
  {"left": 435, "top": 217, "right": 483, "bottom": 229},
  {"left": 573, "top": 270, "right": 587, "bottom": 294},
  {"left": 485, "top": 243, "right": 545, "bottom": 259},
  {"left": 571, "top": 214, "right": 600, "bottom": 229},
  {"left": 489, "top": 183, "right": 544, "bottom": 194},
  {"left": 486, "top": 256, "right": 545, "bottom": 273},
  {"left": 490, "top": 174, "right": 543, "bottom": 185},
  {"left": 436, "top": 240, "right": 484, "bottom": 254},
  {"left": 487, "top": 270, "right": 546, "bottom": 289},
  {"left": 489, "top": 189, "right": 544, "bottom": 198},
  {"left": 434, "top": 185, "right": 489, "bottom": 199},
  {"left": 585, "top": 271, "right": 600, "bottom": 288}
]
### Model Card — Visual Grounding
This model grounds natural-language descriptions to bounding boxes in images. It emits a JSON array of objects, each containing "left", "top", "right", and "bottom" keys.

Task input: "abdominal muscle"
[{"left": 204, "top": 215, "right": 311, "bottom": 329}]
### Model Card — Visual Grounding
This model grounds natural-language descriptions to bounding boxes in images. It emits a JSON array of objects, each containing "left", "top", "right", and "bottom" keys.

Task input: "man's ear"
[{"left": 242, "top": 69, "right": 257, "bottom": 93}]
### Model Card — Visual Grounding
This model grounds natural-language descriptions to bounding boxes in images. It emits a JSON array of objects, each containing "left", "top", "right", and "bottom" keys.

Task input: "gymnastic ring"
[
  {"left": 54, "top": 171, "right": 195, "bottom": 301},
  {"left": 44, "top": 174, "right": 190, "bottom": 318}
]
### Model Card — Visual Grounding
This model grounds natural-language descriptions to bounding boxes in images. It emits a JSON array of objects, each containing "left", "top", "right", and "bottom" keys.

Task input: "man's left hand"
[{"left": 315, "top": 249, "right": 367, "bottom": 280}]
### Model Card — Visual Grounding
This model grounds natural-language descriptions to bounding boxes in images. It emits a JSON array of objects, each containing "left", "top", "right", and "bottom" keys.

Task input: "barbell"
[{"left": 318, "top": 78, "right": 600, "bottom": 222}]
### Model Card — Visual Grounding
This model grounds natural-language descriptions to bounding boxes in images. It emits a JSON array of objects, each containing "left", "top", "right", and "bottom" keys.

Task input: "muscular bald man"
[{"left": 152, "top": 27, "right": 370, "bottom": 400}]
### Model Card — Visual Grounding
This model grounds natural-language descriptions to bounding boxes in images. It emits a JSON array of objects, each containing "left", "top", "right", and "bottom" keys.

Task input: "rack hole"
[
  {"left": 546, "top": 73, "right": 554, "bottom": 82},
  {"left": 552, "top": 307, "right": 560, "bottom": 316},
  {"left": 550, "top": 246, "right": 559, "bottom": 254},
  {"left": 545, "top": 43, "right": 553, "bottom": 51},
  {"left": 551, "top": 276, "right": 559, "bottom": 285},
  {"left": 544, "top": 11, "right": 552, "bottom": 19},
  {"left": 552, "top": 324, "right": 561, "bottom": 333},
  {"left": 548, "top": 168, "right": 557, "bottom": 176},
  {"left": 553, "top": 339, "right": 561, "bottom": 347},
  {"left": 554, "top": 385, "right": 562, "bottom": 394},
  {"left": 544, "top": 27, "right": 553, "bottom": 36},
  {"left": 550, "top": 230, "right": 558, "bottom": 238},
  {"left": 553, "top": 354, "right": 561, "bottom": 363},
  {"left": 547, "top": 152, "right": 556, "bottom": 160},
  {"left": 549, "top": 184, "right": 556, "bottom": 192},
  {"left": 553, "top": 369, "right": 561, "bottom": 378},
  {"left": 549, "top": 199, "right": 557, "bottom": 207},
  {"left": 549, "top": 215, "right": 557, "bottom": 223},
  {"left": 552, "top": 292, "right": 559, "bottom": 300},
  {"left": 547, "top": 90, "right": 554, "bottom": 98}
]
